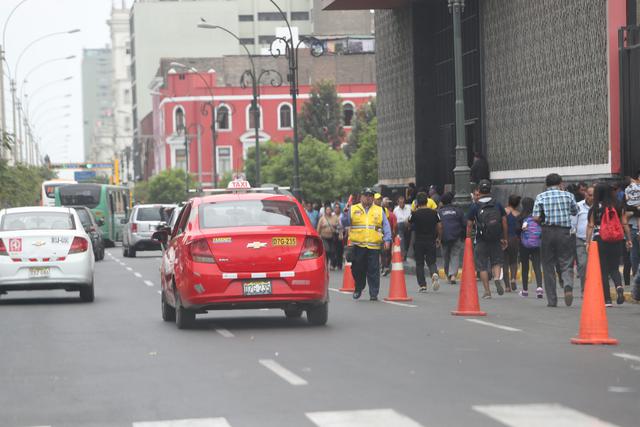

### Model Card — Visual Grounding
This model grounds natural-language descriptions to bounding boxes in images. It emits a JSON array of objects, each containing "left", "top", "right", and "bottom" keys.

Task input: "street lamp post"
[
  {"left": 267, "top": 0, "right": 324, "bottom": 199},
  {"left": 170, "top": 62, "right": 219, "bottom": 188},
  {"left": 198, "top": 24, "right": 282, "bottom": 187},
  {"left": 449, "top": 0, "right": 471, "bottom": 206}
]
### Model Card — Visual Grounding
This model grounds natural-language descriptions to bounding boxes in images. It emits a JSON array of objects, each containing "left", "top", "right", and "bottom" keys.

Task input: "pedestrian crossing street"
[{"left": 24, "top": 404, "right": 621, "bottom": 427}]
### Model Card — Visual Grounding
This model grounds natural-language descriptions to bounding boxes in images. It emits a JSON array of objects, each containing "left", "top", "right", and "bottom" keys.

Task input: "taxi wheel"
[
  {"left": 161, "top": 292, "right": 176, "bottom": 322},
  {"left": 284, "top": 308, "right": 303, "bottom": 319},
  {"left": 80, "top": 284, "right": 95, "bottom": 303},
  {"left": 175, "top": 296, "right": 195, "bottom": 329},
  {"left": 129, "top": 247, "right": 137, "bottom": 258},
  {"left": 306, "top": 303, "right": 328, "bottom": 326}
]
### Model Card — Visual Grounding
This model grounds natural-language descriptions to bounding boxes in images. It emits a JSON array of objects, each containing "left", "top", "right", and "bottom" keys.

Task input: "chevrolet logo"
[
  {"left": 32, "top": 241, "right": 46, "bottom": 247},
  {"left": 246, "top": 241, "right": 267, "bottom": 249}
]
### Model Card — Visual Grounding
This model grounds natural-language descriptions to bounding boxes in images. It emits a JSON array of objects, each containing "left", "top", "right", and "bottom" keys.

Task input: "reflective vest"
[{"left": 349, "top": 203, "right": 384, "bottom": 250}]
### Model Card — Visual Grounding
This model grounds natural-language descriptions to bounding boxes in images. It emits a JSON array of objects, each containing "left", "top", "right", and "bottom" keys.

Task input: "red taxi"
[{"left": 153, "top": 180, "right": 329, "bottom": 329}]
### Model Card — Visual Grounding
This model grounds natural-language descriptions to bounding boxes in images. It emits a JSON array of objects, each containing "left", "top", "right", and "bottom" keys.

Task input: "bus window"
[{"left": 58, "top": 185, "right": 101, "bottom": 208}]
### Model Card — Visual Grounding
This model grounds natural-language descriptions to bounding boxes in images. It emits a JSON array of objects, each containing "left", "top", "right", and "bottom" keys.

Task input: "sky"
[{"left": 1, "top": 0, "right": 125, "bottom": 163}]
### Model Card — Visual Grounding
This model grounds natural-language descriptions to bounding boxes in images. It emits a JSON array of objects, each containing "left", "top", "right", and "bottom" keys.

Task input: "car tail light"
[
  {"left": 0, "top": 239, "right": 7, "bottom": 256},
  {"left": 189, "top": 239, "right": 215, "bottom": 263},
  {"left": 131, "top": 223, "right": 138, "bottom": 233},
  {"left": 68, "top": 237, "right": 89, "bottom": 254},
  {"left": 299, "top": 236, "right": 324, "bottom": 260}
]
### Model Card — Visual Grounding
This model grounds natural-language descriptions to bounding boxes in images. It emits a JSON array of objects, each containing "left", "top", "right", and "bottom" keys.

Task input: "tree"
[
  {"left": 299, "top": 80, "right": 345, "bottom": 149},
  {"left": 0, "top": 160, "right": 56, "bottom": 208},
  {"left": 147, "top": 169, "right": 191, "bottom": 204},
  {"left": 243, "top": 141, "right": 283, "bottom": 186},
  {"left": 261, "top": 137, "right": 351, "bottom": 202},
  {"left": 345, "top": 98, "right": 376, "bottom": 157},
  {"left": 349, "top": 118, "right": 378, "bottom": 190}
]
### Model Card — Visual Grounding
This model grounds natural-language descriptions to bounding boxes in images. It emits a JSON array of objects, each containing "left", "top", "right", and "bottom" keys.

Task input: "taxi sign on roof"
[{"left": 227, "top": 179, "right": 251, "bottom": 190}]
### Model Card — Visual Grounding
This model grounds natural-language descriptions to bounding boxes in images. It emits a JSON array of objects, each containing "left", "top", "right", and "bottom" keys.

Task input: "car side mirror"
[{"left": 152, "top": 230, "right": 169, "bottom": 245}]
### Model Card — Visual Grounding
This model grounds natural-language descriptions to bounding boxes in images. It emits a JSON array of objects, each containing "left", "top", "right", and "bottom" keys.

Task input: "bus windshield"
[{"left": 59, "top": 185, "right": 102, "bottom": 209}]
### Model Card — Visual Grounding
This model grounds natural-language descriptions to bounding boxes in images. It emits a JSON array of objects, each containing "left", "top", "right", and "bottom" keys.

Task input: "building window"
[
  {"left": 217, "top": 146, "right": 232, "bottom": 175},
  {"left": 216, "top": 105, "right": 231, "bottom": 131},
  {"left": 258, "top": 35, "right": 276, "bottom": 45},
  {"left": 174, "top": 106, "right": 185, "bottom": 134},
  {"left": 175, "top": 148, "right": 186, "bottom": 171},
  {"left": 291, "top": 12, "right": 309, "bottom": 21},
  {"left": 239, "top": 38, "right": 255, "bottom": 45},
  {"left": 239, "top": 14, "right": 254, "bottom": 22},
  {"left": 278, "top": 103, "right": 292, "bottom": 129},
  {"left": 124, "top": 89, "right": 131, "bottom": 104},
  {"left": 258, "top": 12, "right": 283, "bottom": 21},
  {"left": 342, "top": 102, "right": 355, "bottom": 127},
  {"left": 246, "top": 104, "right": 263, "bottom": 130}
]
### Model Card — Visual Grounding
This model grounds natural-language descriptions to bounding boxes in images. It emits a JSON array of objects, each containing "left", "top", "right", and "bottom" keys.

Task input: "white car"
[{"left": 0, "top": 207, "right": 95, "bottom": 302}]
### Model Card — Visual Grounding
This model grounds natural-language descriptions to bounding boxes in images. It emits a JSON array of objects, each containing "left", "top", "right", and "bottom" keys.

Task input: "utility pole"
[
  {"left": 10, "top": 79, "right": 20, "bottom": 163},
  {"left": 449, "top": 0, "right": 471, "bottom": 206},
  {"left": 0, "top": 44, "right": 6, "bottom": 161}
]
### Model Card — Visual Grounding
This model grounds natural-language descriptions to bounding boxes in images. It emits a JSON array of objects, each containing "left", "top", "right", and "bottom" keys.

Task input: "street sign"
[{"left": 74, "top": 171, "right": 97, "bottom": 182}]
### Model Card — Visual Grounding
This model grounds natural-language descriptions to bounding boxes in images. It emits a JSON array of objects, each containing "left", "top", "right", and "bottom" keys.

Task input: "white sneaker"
[{"left": 432, "top": 273, "right": 440, "bottom": 291}]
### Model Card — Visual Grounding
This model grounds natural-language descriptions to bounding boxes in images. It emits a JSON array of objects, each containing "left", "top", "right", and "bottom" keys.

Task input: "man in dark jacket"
[
  {"left": 470, "top": 152, "right": 490, "bottom": 185},
  {"left": 409, "top": 192, "right": 443, "bottom": 292},
  {"left": 438, "top": 192, "right": 465, "bottom": 284}
]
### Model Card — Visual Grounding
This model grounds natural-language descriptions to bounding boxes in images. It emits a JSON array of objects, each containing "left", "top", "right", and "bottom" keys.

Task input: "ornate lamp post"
[
  {"left": 449, "top": 0, "right": 471, "bottom": 206},
  {"left": 267, "top": 0, "right": 324, "bottom": 199},
  {"left": 197, "top": 24, "right": 282, "bottom": 187}
]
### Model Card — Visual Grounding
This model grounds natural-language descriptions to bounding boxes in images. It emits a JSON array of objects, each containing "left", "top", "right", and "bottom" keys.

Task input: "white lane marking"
[
  {"left": 216, "top": 328, "right": 234, "bottom": 338},
  {"left": 381, "top": 300, "right": 417, "bottom": 308},
  {"left": 157, "top": 290, "right": 162, "bottom": 295},
  {"left": 613, "top": 352, "right": 640, "bottom": 363},
  {"left": 473, "top": 404, "right": 620, "bottom": 427},
  {"left": 306, "top": 409, "right": 423, "bottom": 427},
  {"left": 144, "top": 280, "right": 155, "bottom": 287},
  {"left": 259, "top": 359, "right": 308, "bottom": 386},
  {"left": 133, "top": 418, "right": 232, "bottom": 427},
  {"left": 608, "top": 386, "right": 635, "bottom": 393},
  {"left": 126, "top": 267, "right": 133, "bottom": 271},
  {"left": 329, "top": 287, "right": 353, "bottom": 294},
  {"left": 465, "top": 319, "right": 522, "bottom": 332},
  {"left": 134, "top": 272, "right": 143, "bottom": 278}
]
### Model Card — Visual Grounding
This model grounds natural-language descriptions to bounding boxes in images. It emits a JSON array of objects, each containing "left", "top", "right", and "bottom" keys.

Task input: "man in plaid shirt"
[{"left": 533, "top": 173, "right": 578, "bottom": 307}]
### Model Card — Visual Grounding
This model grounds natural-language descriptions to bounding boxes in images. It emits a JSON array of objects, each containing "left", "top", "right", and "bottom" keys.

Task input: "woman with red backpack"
[{"left": 585, "top": 183, "right": 633, "bottom": 306}]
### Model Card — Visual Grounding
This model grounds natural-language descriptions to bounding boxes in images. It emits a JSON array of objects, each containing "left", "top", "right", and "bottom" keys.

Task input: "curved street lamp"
[
  {"left": 29, "top": 93, "right": 71, "bottom": 120},
  {"left": 266, "top": 0, "right": 324, "bottom": 199},
  {"left": 197, "top": 24, "right": 283, "bottom": 187},
  {"left": 26, "top": 76, "right": 73, "bottom": 115},
  {"left": 20, "top": 54, "right": 76, "bottom": 102}
]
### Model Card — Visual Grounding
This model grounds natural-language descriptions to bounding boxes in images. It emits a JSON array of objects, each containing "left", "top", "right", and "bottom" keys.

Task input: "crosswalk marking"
[
  {"left": 133, "top": 418, "right": 232, "bottom": 427},
  {"left": 472, "top": 403, "right": 620, "bottom": 427},
  {"left": 216, "top": 328, "right": 234, "bottom": 338},
  {"left": 144, "top": 280, "right": 155, "bottom": 287},
  {"left": 259, "top": 359, "right": 308, "bottom": 386},
  {"left": 306, "top": 409, "right": 423, "bottom": 427}
]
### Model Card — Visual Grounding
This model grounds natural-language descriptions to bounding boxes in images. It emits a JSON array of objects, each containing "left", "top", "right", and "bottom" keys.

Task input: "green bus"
[{"left": 56, "top": 183, "right": 131, "bottom": 246}]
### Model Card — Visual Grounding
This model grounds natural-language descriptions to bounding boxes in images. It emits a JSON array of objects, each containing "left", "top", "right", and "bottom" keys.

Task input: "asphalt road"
[{"left": 1, "top": 246, "right": 639, "bottom": 427}]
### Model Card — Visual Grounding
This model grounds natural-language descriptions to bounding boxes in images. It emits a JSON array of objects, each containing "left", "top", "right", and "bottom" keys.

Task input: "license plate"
[
  {"left": 29, "top": 267, "right": 50, "bottom": 278},
  {"left": 243, "top": 281, "right": 272, "bottom": 296},
  {"left": 272, "top": 237, "right": 296, "bottom": 246}
]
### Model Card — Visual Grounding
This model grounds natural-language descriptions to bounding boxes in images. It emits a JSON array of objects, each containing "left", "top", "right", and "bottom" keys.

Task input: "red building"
[{"left": 151, "top": 69, "right": 376, "bottom": 186}]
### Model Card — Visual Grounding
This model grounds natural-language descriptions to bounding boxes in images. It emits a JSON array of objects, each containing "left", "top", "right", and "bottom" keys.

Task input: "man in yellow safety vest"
[{"left": 340, "top": 188, "right": 392, "bottom": 301}]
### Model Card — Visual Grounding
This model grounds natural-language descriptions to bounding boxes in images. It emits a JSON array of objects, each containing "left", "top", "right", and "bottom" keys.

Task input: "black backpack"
[{"left": 476, "top": 199, "right": 502, "bottom": 241}]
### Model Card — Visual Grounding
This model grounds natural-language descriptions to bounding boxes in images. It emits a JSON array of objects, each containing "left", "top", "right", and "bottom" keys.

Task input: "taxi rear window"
[
  {"left": 1, "top": 212, "right": 75, "bottom": 231},
  {"left": 199, "top": 200, "right": 304, "bottom": 229}
]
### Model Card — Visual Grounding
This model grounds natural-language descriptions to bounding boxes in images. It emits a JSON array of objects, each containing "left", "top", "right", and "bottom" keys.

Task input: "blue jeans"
[{"left": 351, "top": 246, "right": 381, "bottom": 297}]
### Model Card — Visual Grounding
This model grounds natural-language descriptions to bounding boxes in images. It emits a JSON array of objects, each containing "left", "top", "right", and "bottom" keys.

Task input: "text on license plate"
[
  {"left": 243, "top": 281, "right": 272, "bottom": 296},
  {"left": 272, "top": 237, "right": 296, "bottom": 246},
  {"left": 29, "top": 267, "right": 50, "bottom": 278}
]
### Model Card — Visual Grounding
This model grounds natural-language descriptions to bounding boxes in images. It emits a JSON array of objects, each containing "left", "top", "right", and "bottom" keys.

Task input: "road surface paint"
[
  {"left": 473, "top": 403, "right": 619, "bottom": 427},
  {"left": 133, "top": 418, "right": 232, "bottom": 427},
  {"left": 259, "top": 359, "right": 308, "bottom": 386},
  {"left": 465, "top": 319, "right": 522, "bottom": 332},
  {"left": 216, "top": 329, "right": 234, "bottom": 338},
  {"left": 306, "top": 409, "right": 423, "bottom": 427},
  {"left": 613, "top": 352, "right": 640, "bottom": 363},
  {"left": 144, "top": 280, "right": 154, "bottom": 287}
]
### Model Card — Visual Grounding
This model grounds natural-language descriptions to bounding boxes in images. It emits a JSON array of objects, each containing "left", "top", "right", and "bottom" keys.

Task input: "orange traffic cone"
[
  {"left": 385, "top": 236, "right": 412, "bottom": 302},
  {"left": 340, "top": 261, "right": 356, "bottom": 293},
  {"left": 571, "top": 241, "right": 618, "bottom": 345},
  {"left": 452, "top": 238, "right": 487, "bottom": 316}
]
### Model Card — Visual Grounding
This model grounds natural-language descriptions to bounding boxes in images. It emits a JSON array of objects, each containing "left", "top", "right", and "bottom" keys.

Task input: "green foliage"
[
  {"left": 243, "top": 141, "right": 282, "bottom": 186},
  {"left": 146, "top": 169, "right": 191, "bottom": 204},
  {"left": 299, "top": 80, "right": 345, "bottom": 148},
  {"left": 0, "top": 160, "right": 57, "bottom": 208},
  {"left": 133, "top": 180, "right": 150, "bottom": 204},
  {"left": 349, "top": 118, "right": 378, "bottom": 190},
  {"left": 259, "top": 136, "right": 352, "bottom": 202},
  {"left": 218, "top": 171, "right": 234, "bottom": 188},
  {"left": 345, "top": 98, "right": 376, "bottom": 157},
  {"left": 1, "top": 130, "right": 14, "bottom": 151}
]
